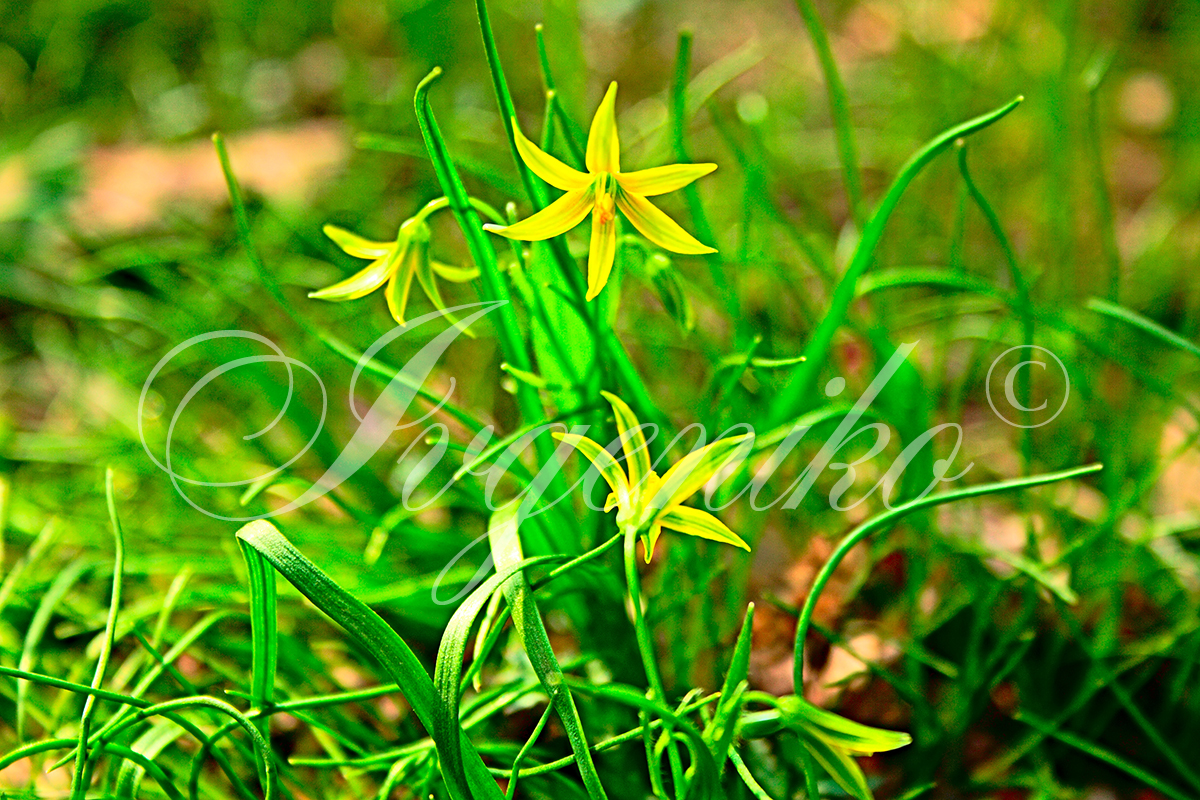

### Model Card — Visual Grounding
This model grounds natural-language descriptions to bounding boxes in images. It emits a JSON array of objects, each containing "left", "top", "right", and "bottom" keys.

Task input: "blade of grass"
[
  {"left": 1, "top": 738, "right": 186, "bottom": 800},
  {"left": 69, "top": 468, "right": 127, "bottom": 800},
  {"left": 1014, "top": 710, "right": 1192, "bottom": 800},
  {"left": 769, "top": 96, "right": 1024, "bottom": 427},
  {"left": 1086, "top": 297, "right": 1200, "bottom": 362},
  {"left": 432, "top": 547, "right": 567, "bottom": 797},
  {"left": 671, "top": 31, "right": 734, "bottom": 318},
  {"left": 237, "top": 538, "right": 277, "bottom": 741},
  {"left": 792, "top": 462, "right": 1102, "bottom": 688},
  {"left": 17, "top": 557, "right": 91, "bottom": 740},
  {"left": 487, "top": 500, "right": 608, "bottom": 800},
  {"left": 792, "top": 0, "right": 865, "bottom": 228},
  {"left": 706, "top": 603, "right": 754, "bottom": 772},
  {"left": 237, "top": 519, "right": 506, "bottom": 800}
]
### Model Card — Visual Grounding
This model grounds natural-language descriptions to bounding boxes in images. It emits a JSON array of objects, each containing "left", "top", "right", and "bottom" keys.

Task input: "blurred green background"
[{"left": 2, "top": 0, "right": 1200, "bottom": 798}]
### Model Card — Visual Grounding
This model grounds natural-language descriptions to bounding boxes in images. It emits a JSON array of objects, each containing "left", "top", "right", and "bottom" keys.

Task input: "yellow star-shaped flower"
[
  {"left": 309, "top": 199, "right": 478, "bottom": 329},
  {"left": 554, "top": 391, "right": 750, "bottom": 562},
  {"left": 483, "top": 82, "right": 717, "bottom": 301}
]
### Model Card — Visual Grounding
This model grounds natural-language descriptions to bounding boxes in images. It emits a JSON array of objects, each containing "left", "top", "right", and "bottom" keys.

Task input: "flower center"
[{"left": 595, "top": 172, "right": 616, "bottom": 225}]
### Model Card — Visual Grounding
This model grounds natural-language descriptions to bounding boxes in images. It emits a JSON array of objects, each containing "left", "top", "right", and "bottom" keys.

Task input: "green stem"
[
  {"left": 415, "top": 69, "right": 584, "bottom": 556},
  {"left": 769, "top": 96, "right": 1023, "bottom": 427},
  {"left": 792, "top": 463, "right": 1102, "bottom": 689},
  {"left": 671, "top": 31, "right": 735, "bottom": 319},
  {"left": 1083, "top": 49, "right": 1121, "bottom": 302},
  {"left": 474, "top": 0, "right": 587, "bottom": 301},
  {"left": 70, "top": 468, "right": 126, "bottom": 800},
  {"left": 623, "top": 526, "right": 685, "bottom": 798},
  {"left": 535, "top": 23, "right": 586, "bottom": 165},
  {"left": 793, "top": 0, "right": 865, "bottom": 228},
  {"left": 956, "top": 142, "right": 1037, "bottom": 552}
]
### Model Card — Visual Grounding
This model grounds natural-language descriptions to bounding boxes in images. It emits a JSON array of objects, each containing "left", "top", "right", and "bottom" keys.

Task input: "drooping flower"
[
  {"left": 554, "top": 391, "right": 750, "bottom": 562},
  {"left": 741, "top": 694, "right": 911, "bottom": 800},
  {"left": 483, "top": 82, "right": 717, "bottom": 301},
  {"left": 309, "top": 198, "right": 478, "bottom": 327}
]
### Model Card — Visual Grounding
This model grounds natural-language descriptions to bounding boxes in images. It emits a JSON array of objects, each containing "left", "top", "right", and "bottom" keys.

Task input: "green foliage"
[{"left": 3, "top": 0, "right": 1200, "bottom": 798}]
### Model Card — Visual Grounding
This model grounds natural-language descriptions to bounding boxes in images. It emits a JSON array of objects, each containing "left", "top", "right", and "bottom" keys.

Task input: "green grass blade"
[
  {"left": 1015, "top": 710, "right": 1192, "bottom": 800},
  {"left": 236, "top": 519, "right": 505, "bottom": 800},
  {"left": 0, "top": 519, "right": 57, "bottom": 618},
  {"left": 770, "top": 96, "right": 1024, "bottom": 426},
  {"left": 2, "top": 738, "right": 187, "bottom": 800},
  {"left": 706, "top": 603, "right": 754, "bottom": 770},
  {"left": 237, "top": 538, "right": 278, "bottom": 740},
  {"left": 472, "top": 0, "right": 544, "bottom": 208},
  {"left": 17, "top": 557, "right": 90, "bottom": 741},
  {"left": 487, "top": 501, "right": 609, "bottom": 800},
  {"left": 792, "top": 0, "right": 865, "bottom": 228},
  {"left": 730, "top": 747, "right": 775, "bottom": 800},
  {"left": 431, "top": 545, "right": 566, "bottom": 798},
  {"left": 793, "top": 462, "right": 1102, "bottom": 688},
  {"left": 567, "top": 680, "right": 720, "bottom": 798},
  {"left": 1086, "top": 297, "right": 1200, "bottom": 362},
  {"left": 115, "top": 719, "right": 185, "bottom": 799},
  {"left": 70, "top": 468, "right": 127, "bottom": 800},
  {"left": 670, "top": 31, "right": 733, "bottom": 316}
]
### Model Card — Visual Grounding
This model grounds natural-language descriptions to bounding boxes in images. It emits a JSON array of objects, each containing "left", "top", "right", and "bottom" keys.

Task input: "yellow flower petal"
[
  {"left": 430, "top": 261, "right": 479, "bottom": 282},
  {"left": 586, "top": 82, "right": 620, "bottom": 174},
  {"left": 553, "top": 432, "right": 632, "bottom": 509},
  {"left": 657, "top": 506, "right": 750, "bottom": 551},
  {"left": 308, "top": 253, "right": 396, "bottom": 301},
  {"left": 616, "top": 191, "right": 716, "bottom": 255},
  {"left": 414, "top": 255, "right": 476, "bottom": 338},
  {"left": 483, "top": 187, "right": 594, "bottom": 241},
  {"left": 323, "top": 224, "right": 394, "bottom": 259},
  {"left": 413, "top": 243, "right": 445, "bottom": 310},
  {"left": 601, "top": 391, "right": 652, "bottom": 494},
  {"left": 653, "top": 433, "right": 752, "bottom": 513},
  {"left": 586, "top": 213, "right": 617, "bottom": 301},
  {"left": 616, "top": 163, "right": 716, "bottom": 196},
  {"left": 790, "top": 700, "right": 912, "bottom": 755},
  {"left": 513, "top": 118, "right": 592, "bottom": 191},
  {"left": 643, "top": 522, "right": 662, "bottom": 563},
  {"left": 385, "top": 249, "right": 418, "bottom": 325}
]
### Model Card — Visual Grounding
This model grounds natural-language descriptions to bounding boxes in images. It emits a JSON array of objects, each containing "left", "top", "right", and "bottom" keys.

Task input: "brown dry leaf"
[{"left": 749, "top": 532, "right": 867, "bottom": 696}]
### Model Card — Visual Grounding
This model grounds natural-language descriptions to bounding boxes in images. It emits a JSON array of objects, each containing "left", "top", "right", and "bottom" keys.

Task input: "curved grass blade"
[
  {"left": 237, "top": 520, "right": 506, "bottom": 800},
  {"left": 730, "top": 748, "right": 775, "bottom": 800},
  {"left": 487, "top": 501, "right": 609, "bottom": 800},
  {"left": 70, "top": 468, "right": 127, "bottom": 800},
  {"left": 431, "top": 545, "right": 567, "bottom": 798},
  {"left": 792, "top": 463, "right": 1102, "bottom": 689},
  {"left": 1087, "top": 297, "right": 1200, "bottom": 362},
  {"left": 567, "top": 680, "right": 721, "bottom": 799},
  {"left": 770, "top": 96, "right": 1024, "bottom": 426},
  {"left": 115, "top": 719, "right": 185, "bottom": 799},
  {"left": 1015, "top": 710, "right": 1192, "bottom": 800},
  {"left": 18, "top": 557, "right": 90, "bottom": 740},
  {"left": 238, "top": 537, "right": 278, "bottom": 741},
  {"left": 1, "top": 738, "right": 186, "bottom": 800}
]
